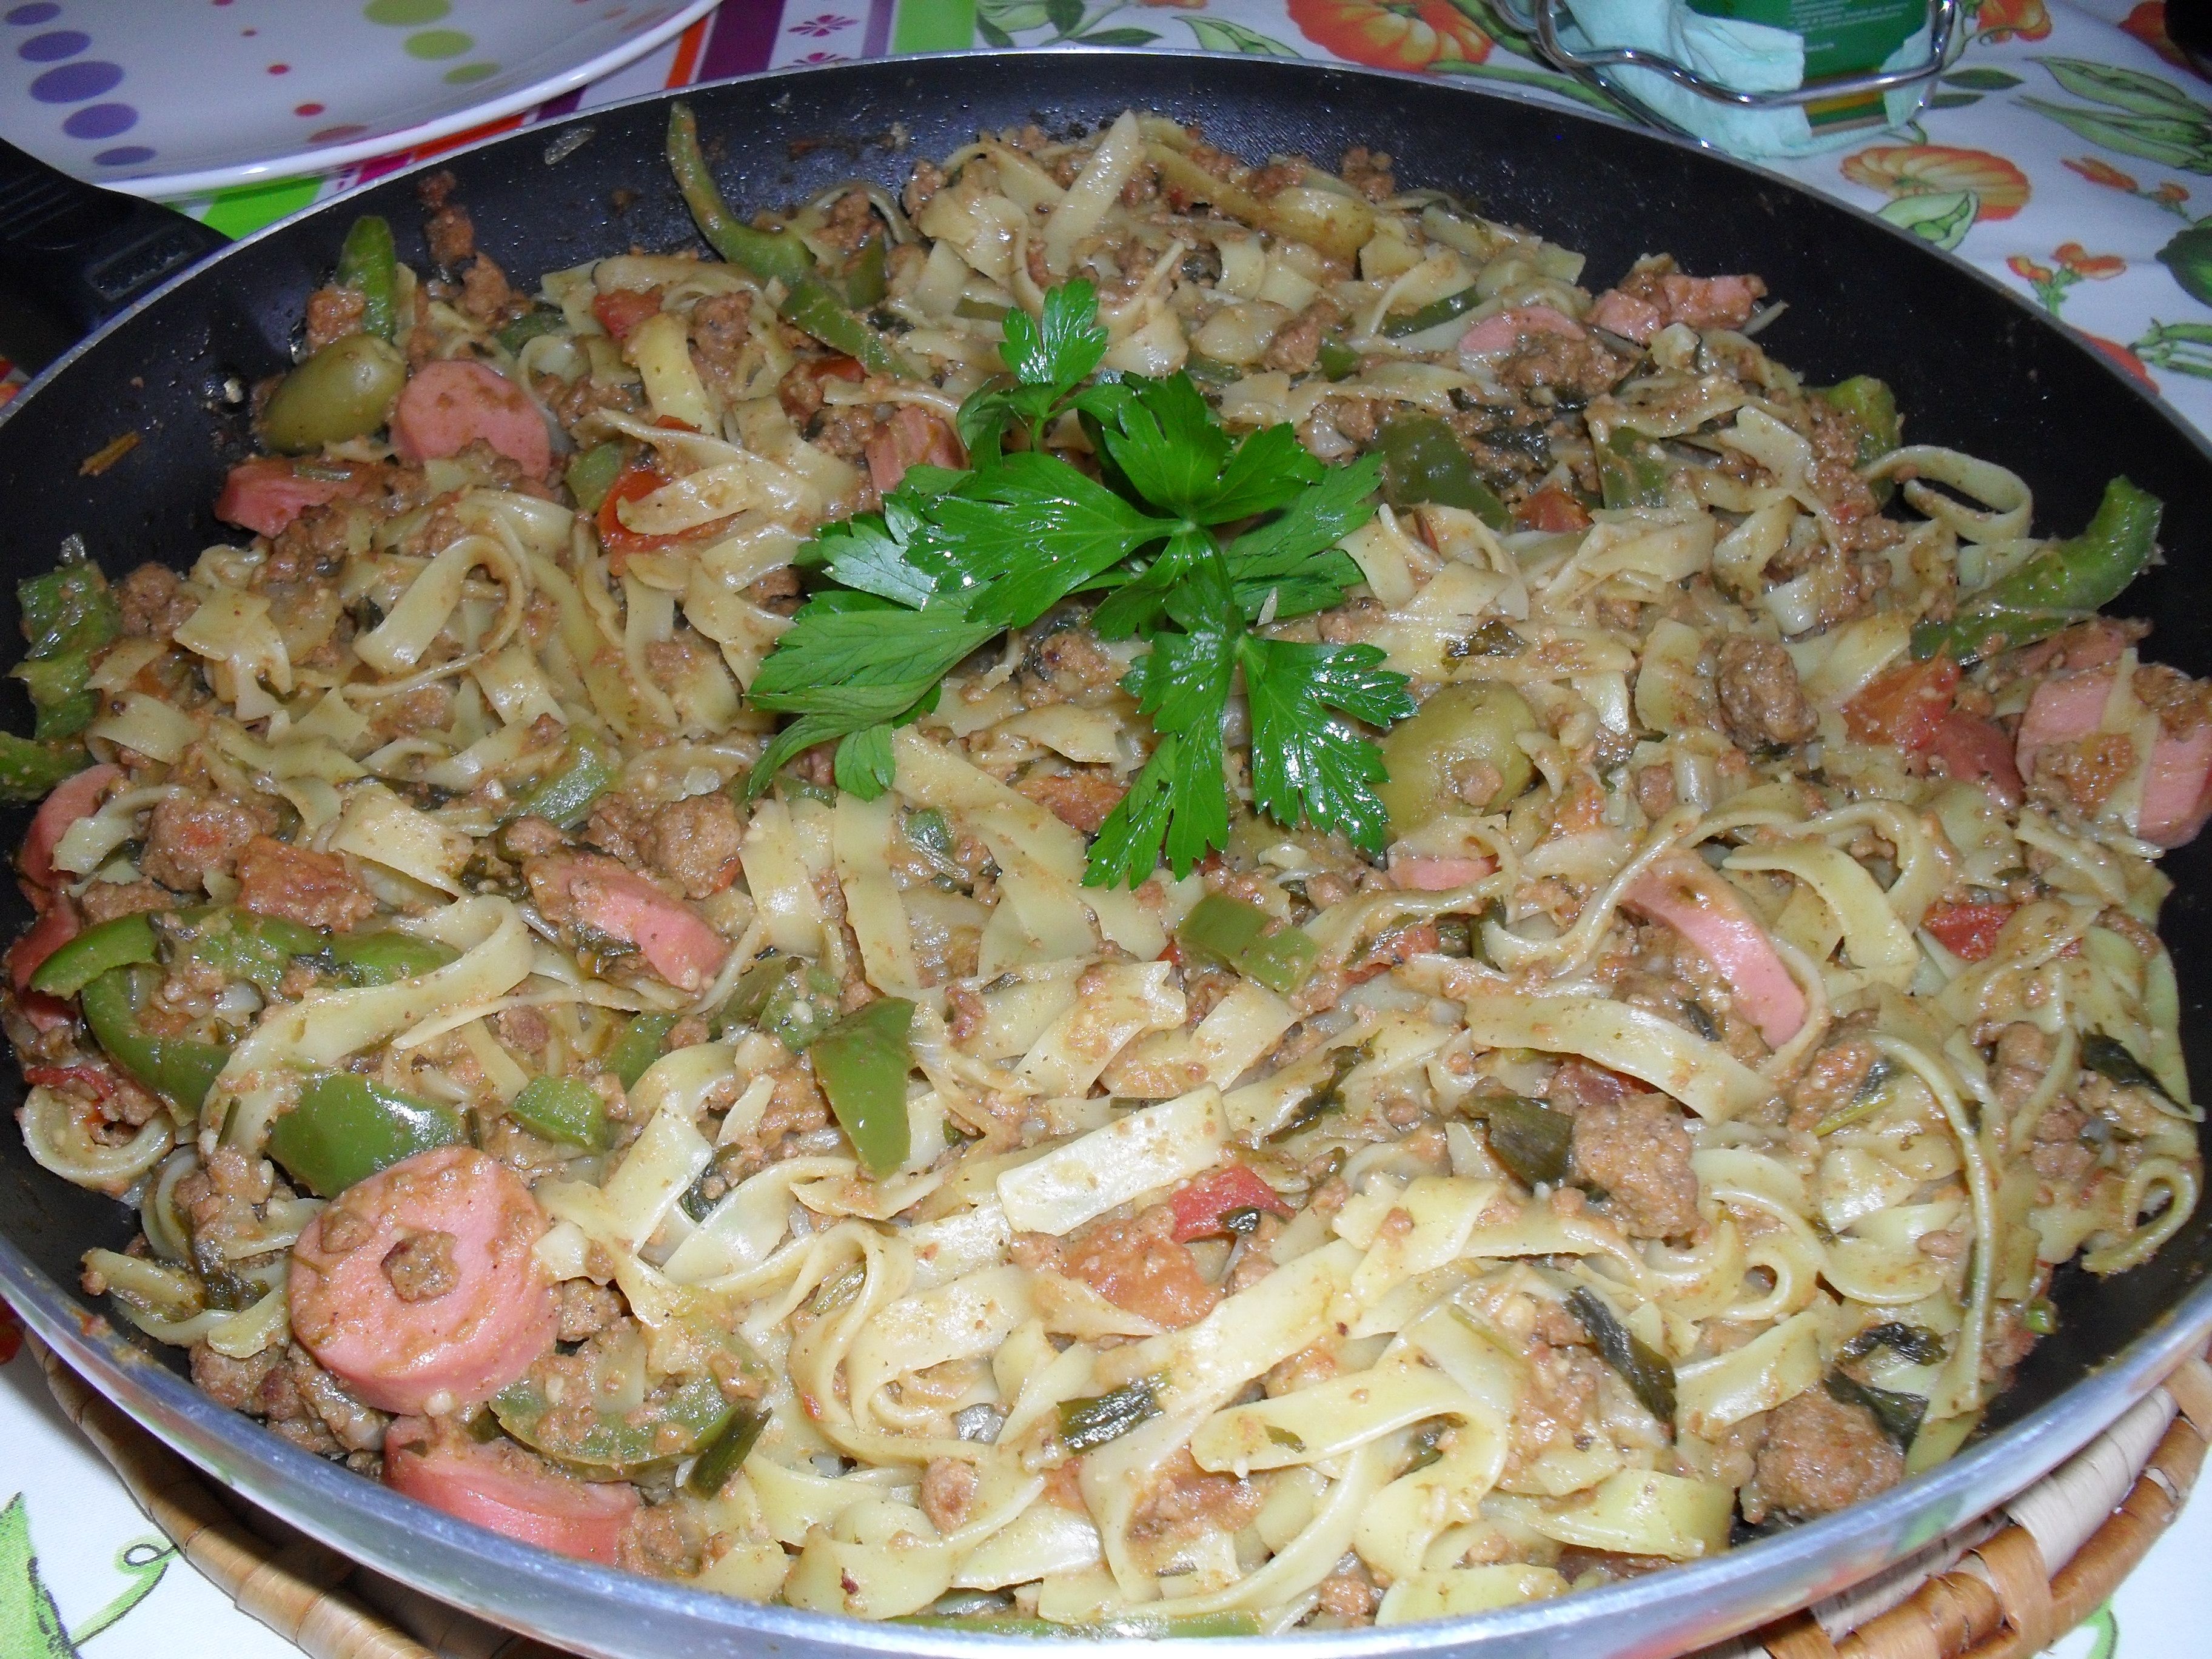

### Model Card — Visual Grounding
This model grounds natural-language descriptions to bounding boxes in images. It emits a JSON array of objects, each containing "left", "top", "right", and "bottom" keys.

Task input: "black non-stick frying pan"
[{"left": 1, "top": 47, "right": 2208, "bottom": 1659}]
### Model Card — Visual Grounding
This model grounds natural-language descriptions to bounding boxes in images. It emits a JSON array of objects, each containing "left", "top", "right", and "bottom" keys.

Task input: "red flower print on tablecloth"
[
  {"left": 2009, "top": 245, "right": 2127, "bottom": 313},
  {"left": 789, "top": 13, "right": 856, "bottom": 38},
  {"left": 2121, "top": 2, "right": 2191, "bottom": 72},
  {"left": 1974, "top": 0, "right": 2051, "bottom": 44},
  {"left": 2067, "top": 155, "right": 2195, "bottom": 218},
  {"left": 0, "top": 1298, "right": 19, "bottom": 1365},
  {"left": 1285, "top": 0, "right": 1492, "bottom": 72},
  {"left": 2082, "top": 332, "right": 2160, "bottom": 389}
]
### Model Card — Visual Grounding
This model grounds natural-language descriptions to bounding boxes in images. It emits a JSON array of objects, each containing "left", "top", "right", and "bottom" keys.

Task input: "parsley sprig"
[{"left": 746, "top": 281, "right": 1414, "bottom": 887}]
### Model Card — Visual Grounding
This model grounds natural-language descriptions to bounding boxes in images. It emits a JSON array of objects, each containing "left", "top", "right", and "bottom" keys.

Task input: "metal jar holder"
[{"left": 1501, "top": 0, "right": 1964, "bottom": 143}]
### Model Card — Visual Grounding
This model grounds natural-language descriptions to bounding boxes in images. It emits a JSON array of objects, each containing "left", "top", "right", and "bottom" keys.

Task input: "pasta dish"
[{"left": 7, "top": 106, "right": 2204, "bottom": 1632}]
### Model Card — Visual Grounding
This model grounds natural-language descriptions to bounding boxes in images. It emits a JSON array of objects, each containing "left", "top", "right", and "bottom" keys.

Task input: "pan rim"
[{"left": 4, "top": 44, "right": 2211, "bottom": 1658}]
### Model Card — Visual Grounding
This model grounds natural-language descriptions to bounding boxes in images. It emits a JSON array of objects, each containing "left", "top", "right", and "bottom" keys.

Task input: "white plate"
[{"left": 0, "top": 0, "right": 720, "bottom": 199}]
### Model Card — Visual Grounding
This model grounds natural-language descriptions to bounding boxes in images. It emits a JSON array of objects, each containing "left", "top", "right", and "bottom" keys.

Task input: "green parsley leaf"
[
  {"left": 958, "top": 279, "right": 1112, "bottom": 461},
  {"left": 834, "top": 725, "right": 897, "bottom": 797},
  {"left": 1239, "top": 637, "right": 1413, "bottom": 855},
  {"left": 1098, "top": 374, "right": 1230, "bottom": 519},
  {"left": 1204, "top": 423, "right": 1326, "bottom": 523},
  {"left": 1005, "top": 279, "right": 1111, "bottom": 392},
  {"left": 932, "top": 452, "right": 1171, "bottom": 629},
  {"left": 751, "top": 594, "right": 993, "bottom": 707},
  {"left": 1090, "top": 524, "right": 1215, "bottom": 642},
  {"left": 1221, "top": 453, "right": 1382, "bottom": 622}
]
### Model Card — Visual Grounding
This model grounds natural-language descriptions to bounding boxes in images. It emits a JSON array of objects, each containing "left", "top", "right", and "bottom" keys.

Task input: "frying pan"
[{"left": 1, "top": 47, "right": 2208, "bottom": 1659}]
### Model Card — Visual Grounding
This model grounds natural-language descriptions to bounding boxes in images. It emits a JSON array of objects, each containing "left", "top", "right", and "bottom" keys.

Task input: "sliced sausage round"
[
  {"left": 384, "top": 1416, "right": 639, "bottom": 1564},
  {"left": 389, "top": 360, "right": 552, "bottom": 477},
  {"left": 214, "top": 458, "right": 347, "bottom": 538},
  {"left": 289, "top": 1145, "right": 557, "bottom": 1415}
]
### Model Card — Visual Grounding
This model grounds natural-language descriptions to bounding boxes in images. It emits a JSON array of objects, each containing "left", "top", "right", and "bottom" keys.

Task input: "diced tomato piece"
[
  {"left": 594, "top": 463, "right": 736, "bottom": 569},
  {"left": 24, "top": 1062, "right": 115, "bottom": 1101},
  {"left": 1168, "top": 1164, "right": 1292, "bottom": 1242},
  {"left": 1922, "top": 900, "right": 2014, "bottom": 962},
  {"left": 1845, "top": 656, "right": 1962, "bottom": 751},
  {"left": 1517, "top": 485, "right": 1591, "bottom": 534},
  {"left": 591, "top": 287, "right": 662, "bottom": 343},
  {"left": 1926, "top": 711, "right": 2023, "bottom": 806}
]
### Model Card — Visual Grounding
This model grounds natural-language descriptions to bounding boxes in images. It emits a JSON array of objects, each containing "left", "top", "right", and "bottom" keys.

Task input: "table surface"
[{"left": 4, "top": 1, "right": 2210, "bottom": 1654}]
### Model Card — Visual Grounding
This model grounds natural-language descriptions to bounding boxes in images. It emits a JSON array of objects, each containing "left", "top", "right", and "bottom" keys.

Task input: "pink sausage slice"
[
  {"left": 389, "top": 361, "right": 552, "bottom": 477},
  {"left": 1588, "top": 289, "right": 1665, "bottom": 343},
  {"left": 22, "top": 762, "right": 120, "bottom": 895},
  {"left": 1624, "top": 855, "right": 1806, "bottom": 1049},
  {"left": 289, "top": 1146, "right": 557, "bottom": 1415},
  {"left": 2015, "top": 665, "right": 2212, "bottom": 848},
  {"left": 2139, "top": 722, "right": 2212, "bottom": 848},
  {"left": 1659, "top": 273, "right": 1761, "bottom": 330},
  {"left": 385, "top": 1416, "right": 638, "bottom": 1564},
  {"left": 864, "top": 405, "right": 965, "bottom": 495},
  {"left": 1387, "top": 850, "right": 1498, "bottom": 891},
  {"left": 1457, "top": 305, "right": 1584, "bottom": 360},
  {"left": 215, "top": 459, "right": 346, "bottom": 538},
  {"left": 532, "top": 853, "right": 731, "bottom": 993}
]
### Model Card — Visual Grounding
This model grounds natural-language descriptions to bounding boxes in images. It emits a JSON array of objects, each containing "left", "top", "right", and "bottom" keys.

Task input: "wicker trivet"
[{"left": 30, "top": 1331, "right": 2212, "bottom": 1659}]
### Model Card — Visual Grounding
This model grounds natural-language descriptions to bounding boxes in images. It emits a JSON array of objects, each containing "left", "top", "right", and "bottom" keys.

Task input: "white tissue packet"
[{"left": 1558, "top": 0, "right": 1933, "bottom": 159}]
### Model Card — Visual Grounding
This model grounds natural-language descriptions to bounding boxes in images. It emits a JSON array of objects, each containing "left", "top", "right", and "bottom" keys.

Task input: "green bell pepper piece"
[
  {"left": 336, "top": 215, "right": 399, "bottom": 343},
  {"left": 1182, "top": 355, "right": 1241, "bottom": 389},
  {"left": 1820, "top": 375, "right": 1900, "bottom": 463},
  {"left": 81, "top": 966, "right": 230, "bottom": 1114},
  {"left": 494, "top": 303, "right": 565, "bottom": 356},
  {"left": 840, "top": 232, "right": 888, "bottom": 310},
  {"left": 0, "top": 735, "right": 90, "bottom": 802},
  {"left": 14, "top": 560, "right": 120, "bottom": 742},
  {"left": 685, "top": 1401, "right": 769, "bottom": 1496},
  {"left": 327, "top": 929, "right": 458, "bottom": 987},
  {"left": 1376, "top": 414, "right": 1509, "bottom": 529},
  {"left": 491, "top": 1369, "right": 742, "bottom": 1478},
  {"left": 1911, "top": 477, "right": 2162, "bottom": 665},
  {"left": 507, "top": 1074, "right": 610, "bottom": 1149},
  {"left": 512, "top": 732, "right": 617, "bottom": 830},
  {"left": 565, "top": 441, "right": 626, "bottom": 514},
  {"left": 1380, "top": 282, "right": 1482, "bottom": 338},
  {"left": 29, "top": 913, "right": 158, "bottom": 999},
  {"left": 173, "top": 906, "right": 325, "bottom": 993},
  {"left": 267, "top": 1073, "right": 467, "bottom": 1197},
  {"left": 668, "top": 102, "right": 919, "bottom": 380},
  {"left": 717, "top": 959, "right": 842, "bottom": 1051},
  {"left": 604, "top": 1011, "right": 679, "bottom": 1089},
  {"left": 1175, "top": 893, "right": 1318, "bottom": 995},
  {"left": 1468, "top": 1093, "right": 1574, "bottom": 1188},
  {"left": 807, "top": 995, "right": 914, "bottom": 1178},
  {"left": 1315, "top": 334, "right": 1362, "bottom": 381},
  {"left": 1596, "top": 428, "right": 1672, "bottom": 509}
]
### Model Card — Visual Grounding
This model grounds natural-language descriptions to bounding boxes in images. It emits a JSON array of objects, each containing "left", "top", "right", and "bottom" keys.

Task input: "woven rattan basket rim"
[{"left": 28, "top": 1332, "right": 2212, "bottom": 1659}]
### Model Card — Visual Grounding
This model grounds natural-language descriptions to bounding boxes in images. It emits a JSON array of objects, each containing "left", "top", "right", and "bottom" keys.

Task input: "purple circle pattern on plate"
[
  {"left": 30, "top": 58, "right": 122, "bottom": 101},
  {"left": 4, "top": 8, "right": 153, "bottom": 166},
  {"left": 64, "top": 101, "right": 135, "bottom": 138},
  {"left": 18, "top": 28, "right": 85, "bottom": 59}
]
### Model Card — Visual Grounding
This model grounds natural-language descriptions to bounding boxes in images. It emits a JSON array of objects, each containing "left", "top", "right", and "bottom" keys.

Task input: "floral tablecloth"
[{"left": 4, "top": 1, "right": 2212, "bottom": 1655}]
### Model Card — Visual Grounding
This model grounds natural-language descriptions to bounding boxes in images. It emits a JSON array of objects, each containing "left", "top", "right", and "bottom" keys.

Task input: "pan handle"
[{"left": 0, "top": 139, "right": 229, "bottom": 373}]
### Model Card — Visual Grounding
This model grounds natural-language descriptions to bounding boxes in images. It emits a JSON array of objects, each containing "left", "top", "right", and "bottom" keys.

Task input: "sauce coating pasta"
[{"left": 12, "top": 109, "right": 2205, "bottom": 1631}]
